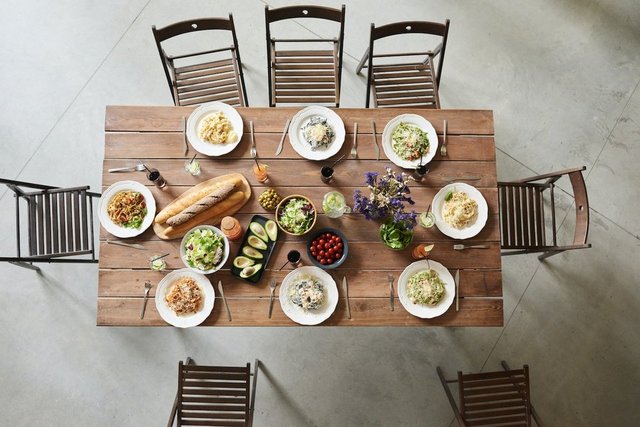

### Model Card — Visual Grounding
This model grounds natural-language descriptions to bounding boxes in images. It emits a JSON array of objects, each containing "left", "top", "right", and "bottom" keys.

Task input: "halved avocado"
[
  {"left": 265, "top": 220, "right": 278, "bottom": 242},
  {"left": 239, "top": 263, "right": 263, "bottom": 279},
  {"left": 250, "top": 222, "right": 268, "bottom": 242},
  {"left": 233, "top": 256, "right": 255, "bottom": 269},
  {"left": 248, "top": 235, "right": 267, "bottom": 250},
  {"left": 242, "top": 246, "right": 264, "bottom": 259}
]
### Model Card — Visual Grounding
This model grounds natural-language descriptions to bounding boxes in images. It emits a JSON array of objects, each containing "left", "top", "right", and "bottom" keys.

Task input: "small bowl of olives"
[{"left": 258, "top": 188, "right": 282, "bottom": 211}]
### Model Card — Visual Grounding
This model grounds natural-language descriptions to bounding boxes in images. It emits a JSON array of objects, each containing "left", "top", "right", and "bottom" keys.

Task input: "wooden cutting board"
[{"left": 153, "top": 173, "right": 251, "bottom": 240}]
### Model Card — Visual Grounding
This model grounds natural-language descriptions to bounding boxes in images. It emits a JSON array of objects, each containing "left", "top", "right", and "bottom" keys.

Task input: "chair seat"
[
  {"left": 372, "top": 60, "right": 439, "bottom": 108},
  {"left": 273, "top": 49, "right": 338, "bottom": 104},
  {"left": 175, "top": 58, "right": 244, "bottom": 107}
]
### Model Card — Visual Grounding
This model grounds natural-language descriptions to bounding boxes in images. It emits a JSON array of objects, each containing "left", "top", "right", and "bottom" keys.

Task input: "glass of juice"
[{"left": 253, "top": 162, "right": 268, "bottom": 183}]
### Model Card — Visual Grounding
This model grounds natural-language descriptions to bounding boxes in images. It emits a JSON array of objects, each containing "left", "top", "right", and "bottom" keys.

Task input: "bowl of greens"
[
  {"left": 180, "top": 225, "right": 229, "bottom": 274},
  {"left": 379, "top": 220, "right": 414, "bottom": 250},
  {"left": 275, "top": 195, "right": 317, "bottom": 236}
]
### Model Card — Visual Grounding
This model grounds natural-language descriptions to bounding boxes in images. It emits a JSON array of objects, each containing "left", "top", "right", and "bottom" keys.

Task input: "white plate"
[
  {"left": 398, "top": 260, "right": 455, "bottom": 319},
  {"left": 382, "top": 114, "right": 438, "bottom": 169},
  {"left": 186, "top": 102, "right": 244, "bottom": 156},
  {"left": 288, "top": 106, "right": 346, "bottom": 160},
  {"left": 155, "top": 268, "right": 215, "bottom": 328},
  {"left": 180, "top": 225, "right": 230, "bottom": 275},
  {"left": 98, "top": 180, "right": 156, "bottom": 238},
  {"left": 432, "top": 182, "right": 489, "bottom": 239},
  {"left": 279, "top": 266, "right": 339, "bottom": 325}
]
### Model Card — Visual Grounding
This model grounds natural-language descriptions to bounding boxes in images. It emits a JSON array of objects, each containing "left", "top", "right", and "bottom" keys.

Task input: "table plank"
[
  {"left": 97, "top": 297, "right": 503, "bottom": 327},
  {"left": 98, "top": 269, "right": 502, "bottom": 298},
  {"left": 104, "top": 132, "right": 496, "bottom": 162},
  {"left": 105, "top": 106, "right": 494, "bottom": 135}
]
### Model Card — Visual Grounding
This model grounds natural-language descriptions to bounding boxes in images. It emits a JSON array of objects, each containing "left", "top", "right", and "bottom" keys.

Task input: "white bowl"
[
  {"left": 98, "top": 180, "right": 156, "bottom": 238},
  {"left": 180, "top": 225, "right": 229, "bottom": 274},
  {"left": 186, "top": 102, "right": 244, "bottom": 157},
  {"left": 382, "top": 114, "right": 438, "bottom": 169},
  {"left": 155, "top": 268, "right": 215, "bottom": 328}
]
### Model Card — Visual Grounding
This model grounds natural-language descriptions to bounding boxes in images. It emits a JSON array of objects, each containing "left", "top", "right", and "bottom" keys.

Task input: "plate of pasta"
[
  {"left": 382, "top": 114, "right": 438, "bottom": 169},
  {"left": 155, "top": 268, "right": 214, "bottom": 328},
  {"left": 186, "top": 101, "right": 243, "bottom": 156},
  {"left": 398, "top": 260, "right": 455, "bottom": 318},
  {"left": 279, "top": 266, "right": 339, "bottom": 325},
  {"left": 99, "top": 180, "right": 156, "bottom": 238},
  {"left": 288, "top": 106, "right": 345, "bottom": 160},
  {"left": 432, "top": 183, "right": 488, "bottom": 239}
]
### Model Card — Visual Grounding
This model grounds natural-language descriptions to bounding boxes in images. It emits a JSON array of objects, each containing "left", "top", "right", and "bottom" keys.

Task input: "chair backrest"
[
  {"left": 1, "top": 179, "right": 99, "bottom": 262},
  {"left": 458, "top": 365, "right": 532, "bottom": 426},
  {"left": 265, "top": 5, "right": 346, "bottom": 107},
  {"left": 499, "top": 167, "right": 590, "bottom": 255},
  {"left": 151, "top": 15, "right": 248, "bottom": 107},
  {"left": 177, "top": 361, "right": 251, "bottom": 426}
]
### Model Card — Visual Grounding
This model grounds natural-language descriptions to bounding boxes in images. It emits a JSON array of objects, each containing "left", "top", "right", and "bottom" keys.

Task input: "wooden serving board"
[{"left": 153, "top": 173, "right": 251, "bottom": 240}]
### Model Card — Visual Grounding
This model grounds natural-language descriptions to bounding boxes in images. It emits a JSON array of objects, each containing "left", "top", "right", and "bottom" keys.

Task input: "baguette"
[
  {"left": 163, "top": 191, "right": 245, "bottom": 238},
  {"left": 154, "top": 177, "right": 242, "bottom": 224},
  {"left": 166, "top": 182, "right": 235, "bottom": 226}
]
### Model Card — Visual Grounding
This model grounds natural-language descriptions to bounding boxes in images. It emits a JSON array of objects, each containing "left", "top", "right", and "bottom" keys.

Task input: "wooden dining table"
[{"left": 98, "top": 105, "right": 502, "bottom": 327}]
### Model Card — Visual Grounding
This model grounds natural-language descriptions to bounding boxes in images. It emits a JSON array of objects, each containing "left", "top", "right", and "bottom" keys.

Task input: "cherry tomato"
[
  {"left": 316, "top": 244, "right": 323, "bottom": 251},
  {"left": 328, "top": 248, "right": 335, "bottom": 255},
  {"left": 319, "top": 250, "right": 325, "bottom": 257},
  {"left": 336, "top": 237, "right": 342, "bottom": 243},
  {"left": 320, "top": 258, "right": 327, "bottom": 265},
  {"left": 337, "top": 242, "right": 343, "bottom": 249},
  {"left": 316, "top": 255, "right": 322, "bottom": 261},
  {"left": 322, "top": 243, "right": 329, "bottom": 249},
  {"left": 335, "top": 251, "right": 342, "bottom": 259}
]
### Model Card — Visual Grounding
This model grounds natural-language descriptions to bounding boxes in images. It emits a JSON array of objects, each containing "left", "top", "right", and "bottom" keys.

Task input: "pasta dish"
[
  {"left": 302, "top": 116, "right": 334, "bottom": 150},
  {"left": 107, "top": 190, "right": 147, "bottom": 229},
  {"left": 165, "top": 276, "right": 202, "bottom": 315},
  {"left": 443, "top": 191, "right": 478, "bottom": 229},
  {"left": 407, "top": 269, "right": 446, "bottom": 306},
  {"left": 198, "top": 111, "right": 238, "bottom": 144},
  {"left": 289, "top": 274, "right": 325, "bottom": 310}
]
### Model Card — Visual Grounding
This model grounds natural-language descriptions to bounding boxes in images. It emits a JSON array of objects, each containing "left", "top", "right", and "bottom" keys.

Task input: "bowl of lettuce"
[
  {"left": 180, "top": 225, "right": 229, "bottom": 274},
  {"left": 379, "top": 220, "right": 414, "bottom": 250},
  {"left": 275, "top": 195, "right": 317, "bottom": 236}
]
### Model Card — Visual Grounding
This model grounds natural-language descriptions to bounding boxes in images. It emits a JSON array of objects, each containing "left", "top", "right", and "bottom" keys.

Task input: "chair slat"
[
  {"left": 181, "top": 420, "right": 245, "bottom": 427},
  {"left": 463, "top": 376, "right": 526, "bottom": 389},
  {"left": 275, "top": 97, "right": 336, "bottom": 103},
  {"left": 535, "top": 188, "right": 544, "bottom": 246},
  {"left": 374, "top": 70, "right": 432, "bottom": 80},
  {"left": 465, "top": 406, "right": 529, "bottom": 419},
  {"left": 182, "top": 411, "right": 246, "bottom": 420},
  {"left": 461, "top": 370, "right": 526, "bottom": 382},
  {"left": 276, "top": 89, "right": 336, "bottom": 97},
  {"left": 51, "top": 192, "right": 59, "bottom": 254},
  {"left": 65, "top": 192, "right": 73, "bottom": 251},
  {"left": 182, "top": 96, "right": 241, "bottom": 107},
  {"left": 464, "top": 385, "right": 526, "bottom": 396},
  {"left": 376, "top": 97, "right": 436, "bottom": 106},
  {"left": 374, "top": 76, "right": 432, "bottom": 86},
  {"left": 521, "top": 187, "right": 530, "bottom": 247},
  {"left": 274, "top": 70, "right": 335, "bottom": 77},
  {"left": 44, "top": 192, "right": 52, "bottom": 254},
  {"left": 181, "top": 403, "right": 247, "bottom": 412},
  {"left": 275, "top": 50, "right": 334, "bottom": 57},
  {"left": 182, "top": 397, "right": 246, "bottom": 404},
  {"left": 506, "top": 186, "right": 516, "bottom": 248},
  {"left": 59, "top": 193, "right": 67, "bottom": 253},
  {"left": 276, "top": 76, "right": 335, "bottom": 83},
  {"left": 372, "top": 63, "right": 429, "bottom": 73},
  {"left": 176, "top": 71, "right": 239, "bottom": 87},
  {"left": 275, "top": 63, "right": 334, "bottom": 70},
  {"left": 514, "top": 186, "right": 522, "bottom": 246},
  {"left": 176, "top": 66, "right": 236, "bottom": 82},
  {"left": 499, "top": 185, "right": 508, "bottom": 247},
  {"left": 36, "top": 194, "right": 44, "bottom": 255},
  {"left": 276, "top": 83, "right": 335, "bottom": 90},
  {"left": 465, "top": 399, "right": 529, "bottom": 412},
  {"left": 182, "top": 388, "right": 246, "bottom": 397},
  {"left": 180, "top": 91, "right": 240, "bottom": 105},
  {"left": 184, "top": 372, "right": 249, "bottom": 381},
  {"left": 465, "top": 415, "right": 528, "bottom": 426},
  {"left": 275, "top": 56, "right": 334, "bottom": 63},
  {"left": 28, "top": 195, "right": 37, "bottom": 255},
  {"left": 181, "top": 366, "right": 249, "bottom": 373},
  {"left": 175, "top": 58, "right": 234, "bottom": 74},
  {"left": 465, "top": 391, "right": 525, "bottom": 404},
  {"left": 376, "top": 90, "right": 435, "bottom": 100},
  {"left": 179, "top": 85, "right": 240, "bottom": 102},
  {"left": 81, "top": 190, "right": 88, "bottom": 250},
  {"left": 375, "top": 83, "right": 434, "bottom": 93},
  {"left": 182, "top": 380, "right": 248, "bottom": 389},
  {"left": 73, "top": 191, "right": 81, "bottom": 251},
  {"left": 177, "top": 78, "right": 240, "bottom": 95}
]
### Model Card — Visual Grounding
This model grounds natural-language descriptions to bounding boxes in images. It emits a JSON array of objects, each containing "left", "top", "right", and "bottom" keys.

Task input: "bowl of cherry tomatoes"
[{"left": 306, "top": 228, "right": 348, "bottom": 270}]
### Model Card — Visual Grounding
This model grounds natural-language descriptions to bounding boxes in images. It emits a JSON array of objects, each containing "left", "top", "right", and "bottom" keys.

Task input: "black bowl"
[{"left": 306, "top": 227, "right": 349, "bottom": 270}]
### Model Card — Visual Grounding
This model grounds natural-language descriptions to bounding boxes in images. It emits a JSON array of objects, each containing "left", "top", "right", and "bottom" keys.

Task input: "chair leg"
[
  {"left": 9, "top": 261, "right": 41, "bottom": 272},
  {"left": 436, "top": 367, "right": 465, "bottom": 426},
  {"left": 355, "top": 47, "right": 369, "bottom": 75},
  {"left": 249, "top": 359, "right": 260, "bottom": 427},
  {"left": 538, "top": 250, "right": 563, "bottom": 261}
]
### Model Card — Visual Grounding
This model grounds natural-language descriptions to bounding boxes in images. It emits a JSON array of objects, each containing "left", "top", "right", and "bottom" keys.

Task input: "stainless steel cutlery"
[
  {"left": 454, "top": 269, "right": 460, "bottom": 312},
  {"left": 275, "top": 118, "right": 290, "bottom": 156},
  {"left": 268, "top": 279, "right": 277, "bottom": 319},
  {"left": 106, "top": 239, "right": 145, "bottom": 250},
  {"left": 453, "top": 244, "right": 490, "bottom": 250},
  {"left": 108, "top": 163, "right": 146, "bottom": 173},
  {"left": 342, "top": 276, "right": 351, "bottom": 319},
  {"left": 371, "top": 121, "right": 379, "bottom": 161},
  {"left": 387, "top": 273, "right": 394, "bottom": 311},
  {"left": 140, "top": 281, "right": 152, "bottom": 319},
  {"left": 218, "top": 280, "right": 232, "bottom": 321},
  {"left": 350, "top": 123, "right": 358, "bottom": 159}
]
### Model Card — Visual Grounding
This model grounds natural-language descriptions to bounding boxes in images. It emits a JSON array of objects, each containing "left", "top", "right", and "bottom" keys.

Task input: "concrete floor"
[{"left": 1, "top": 0, "right": 639, "bottom": 425}]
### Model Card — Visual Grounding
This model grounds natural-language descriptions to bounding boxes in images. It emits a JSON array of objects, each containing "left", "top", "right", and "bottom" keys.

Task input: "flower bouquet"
[{"left": 353, "top": 168, "right": 417, "bottom": 250}]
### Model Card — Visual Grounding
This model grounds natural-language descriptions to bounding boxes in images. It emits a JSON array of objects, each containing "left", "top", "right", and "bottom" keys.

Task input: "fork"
[
  {"left": 182, "top": 116, "right": 189, "bottom": 156},
  {"left": 140, "top": 281, "right": 152, "bottom": 319},
  {"left": 108, "top": 162, "right": 146, "bottom": 173},
  {"left": 268, "top": 279, "right": 277, "bottom": 319},
  {"left": 453, "top": 244, "right": 490, "bottom": 250},
  {"left": 249, "top": 121, "right": 257, "bottom": 159},
  {"left": 350, "top": 123, "right": 358, "bottom": 159},
  {"left": 440, "top": 119, "right": 448, "bottom": 157}
]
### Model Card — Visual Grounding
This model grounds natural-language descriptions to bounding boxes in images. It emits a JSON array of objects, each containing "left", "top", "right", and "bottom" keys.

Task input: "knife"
[
  {"left": 371, "top": 120, "right": 379, "bottom": 161},
  {"left": 275, "top": 118, "right": 290, "bottom": 156},
  {"left": 342, "top": 276, "right": 351, "bottom": 319},
  {"left": 387, "top": 274, "right": 394, "bottom": 311},
  {"left": 268, "top": 279, "right": 276, "bottom": 319},
  {"left": 454, "top": 269, "right": 460, "bottom": 312},
  {"left": 218, "top": 280, "right": 232, "bottom": 321}
]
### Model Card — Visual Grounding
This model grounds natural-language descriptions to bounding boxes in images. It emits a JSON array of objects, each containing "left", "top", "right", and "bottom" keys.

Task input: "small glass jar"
[
  {"left": 220, "top": 216, "right": 242, "bottom": 241},
  {"left": 418, "top": 211, "right": 436, "bottom": 228},
  {"left": 147, "top": 168, "right": 167, "bottom": 188},
  {"left": 149, "top": 255, "right": 167, "bottom": 271},
  {"left": 411, "top": 243, "right": 434, "bottom": 260},
  {"left": 253, "top": 163, "right": 269, "bottom": 183},
  {"left": 184, "top": 158, "right": 201, "bottom": 176}
]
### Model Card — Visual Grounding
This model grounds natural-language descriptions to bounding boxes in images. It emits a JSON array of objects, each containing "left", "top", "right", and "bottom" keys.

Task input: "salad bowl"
[
  {"left": 180, "top": 225, "right": 229, "bottom": 274},
  {"left": 275, "top": 195, "right": 317, "bottom": 236}
]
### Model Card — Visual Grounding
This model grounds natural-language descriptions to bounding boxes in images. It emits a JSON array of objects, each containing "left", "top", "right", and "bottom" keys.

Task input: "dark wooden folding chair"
[
  {"left": 0, "top": 178, "right": 100, "bottom": 272},
  {"left": 356, "top": 20, "right": 450, "bottom": 109},
  {"left": 265, "top": 4, "right": 346, "bottom": 107},
  {"left": 152, "top": 16, "right": 249, "bottom": 107},
  {"left": 167, "top": 357, "right": 260, "bottom": 427},
  {"left": 499, "top": 166, "right": 591, "bottom": 260},
  {"left": 437, "top": 361, "right": 545, "bottom": 426}
]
